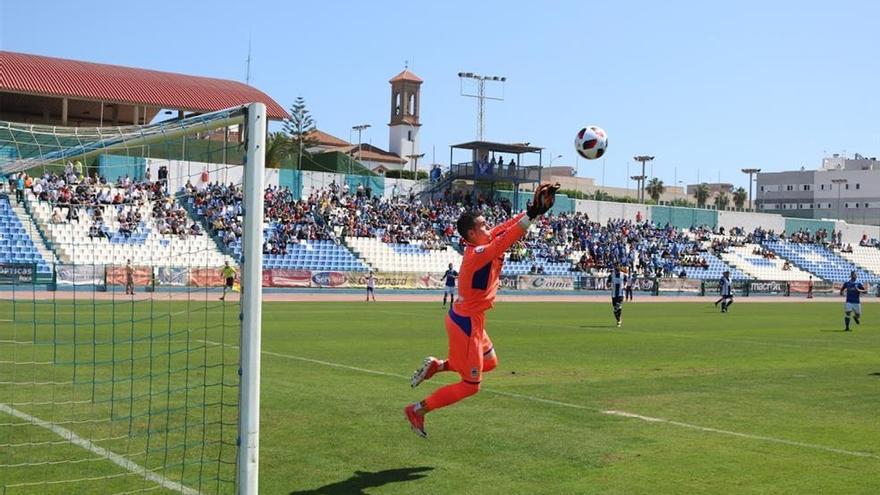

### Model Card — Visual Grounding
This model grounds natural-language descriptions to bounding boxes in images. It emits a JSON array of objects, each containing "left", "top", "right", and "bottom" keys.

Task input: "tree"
[
  {"left": 732, "top": 186, "right": 747, "bottom": 210},
  {"left": 282, "top": 96, "right": 318, "bottom": 169},
  {"left": 593, "top": 189, "right": 612, "bottom": 201},
  {"left": 264, "top": 132, "right": 291, "bottom": 169},
  {"left": 645, "top": 177, "right": 666, "bottom": 203},
  {"left": 695, "top": 183, "right": 711, "bottom": 207},
  {"left": 715, "top": 191, "right": 730, "bottom": 211}
]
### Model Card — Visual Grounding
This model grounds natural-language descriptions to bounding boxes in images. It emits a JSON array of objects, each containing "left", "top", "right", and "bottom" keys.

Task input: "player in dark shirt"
[
  {"left": 442, "top": 263, "right": 458, "bottom": 307},
  {"left": 840, "top": 271, "right": 868, "bottom": 331}
]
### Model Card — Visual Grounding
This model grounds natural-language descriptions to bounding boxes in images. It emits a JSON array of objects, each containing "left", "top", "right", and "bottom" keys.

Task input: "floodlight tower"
[
  {"left": 741, "top": 168, "right": 761, "bottom": 211},
  {"left": 631, "top": 175, "right": 647, "bottom": 202},
  {"left": 352, "top": 124, "right": 371, "bottom": 174},
  {"left": 633, "top": 155, "right": 655, "bottom": 203},
  {"left": 458, "top": 72, "right": 506, "bottom": 140}
]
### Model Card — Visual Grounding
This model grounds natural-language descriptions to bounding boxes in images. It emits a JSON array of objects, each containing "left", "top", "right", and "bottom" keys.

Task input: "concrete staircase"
[{"left": 8, "top": 200, "right": 59, "bottom": 265}]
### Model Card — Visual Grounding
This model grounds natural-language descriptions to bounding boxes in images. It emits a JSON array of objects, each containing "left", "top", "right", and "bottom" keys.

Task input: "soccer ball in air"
[{"left": 574, "top": 125, "right": 608, "bottom": 160}]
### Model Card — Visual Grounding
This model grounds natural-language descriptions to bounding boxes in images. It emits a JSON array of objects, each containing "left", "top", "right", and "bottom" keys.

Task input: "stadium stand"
[
  {"left": 25, "top": 172, "right": 230, "bottom": 267},
  {"left": 249, "top": 237, "right": 368, "bottom": 271},
  {"left": 833, "top": 245, "right": 880, "bottom": 278},
  {"left": 0, "top": 196, "right": 52, "bottom": 274},
  {"left": 190, "top": 183, "right": 370, "bottom": 272},
  {"left": 346, "top": 237, "right": 460, "bottom": 272},
  {"left": 719, "top": 243, "right": 813, "bottom": 281},
  {"left": 763, "top": 240, "right": 878, "bottom": 283}
]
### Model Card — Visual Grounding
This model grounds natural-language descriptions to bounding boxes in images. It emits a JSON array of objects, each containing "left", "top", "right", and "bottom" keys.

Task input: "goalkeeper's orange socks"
[{"left": 419, "top": 381, "right": 481, "bottom": 413}]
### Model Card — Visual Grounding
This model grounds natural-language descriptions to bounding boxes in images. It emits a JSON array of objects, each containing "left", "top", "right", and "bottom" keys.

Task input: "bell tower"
[{"left": 388, "top": 66, "right": 423, "bottom": 169}]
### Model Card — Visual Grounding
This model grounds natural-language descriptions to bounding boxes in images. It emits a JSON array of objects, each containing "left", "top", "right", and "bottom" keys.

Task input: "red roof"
[
  {"left": 389, "top": 69, "right": 423, "bottom": 84},
  {"left": 306, "top": 129, "right": 351, "bottom": 147},
  {"left": 331, "top": 144, "right": 406, "bottom": 164},
  {"left": 0, "top": 51, "right": 289, "bottom": 120}
]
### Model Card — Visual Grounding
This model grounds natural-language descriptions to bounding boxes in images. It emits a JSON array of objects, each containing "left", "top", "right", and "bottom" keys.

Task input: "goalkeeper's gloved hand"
[{"left": 527, "top": 183, "right": 561, "bottom": 219}]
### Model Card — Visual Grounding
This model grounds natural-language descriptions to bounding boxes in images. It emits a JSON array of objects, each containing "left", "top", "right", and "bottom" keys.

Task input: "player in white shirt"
[
  {"left": 365, "top": 271, "right": 377, "bottom": 302},
  {"left": 715, "top": 270, "right": 734, "bottom": 313},
  {"left": 608, "top": 266, "right": 625, "bottom": 327}
]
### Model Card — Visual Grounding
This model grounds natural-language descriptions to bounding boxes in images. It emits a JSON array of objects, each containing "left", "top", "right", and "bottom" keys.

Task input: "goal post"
[
  {"left": 0, "top": 103, "right": 265, "bottom": 495},
  {"left": 238, "top": 103, "right": 265, "bottom": 495}
]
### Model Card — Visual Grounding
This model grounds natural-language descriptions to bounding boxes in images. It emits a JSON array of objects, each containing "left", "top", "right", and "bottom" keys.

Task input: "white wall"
[
  {"left": 383, "top": 178, "right": 417, "bottom": 199},
  {"left": 835, "top": 221, "right": 880, "bottom": 244},
  {"left": 574, "top": 199, "right": 648, "bottom": 224},
  {"left": 146, "top": 159, "right": 279, "bottom": 193},
  {"left": 718, "top": 210, "right": 784, "bottom": 234},
  {"left": 299, "top": 171, "right": 338, "bottom": 195}
]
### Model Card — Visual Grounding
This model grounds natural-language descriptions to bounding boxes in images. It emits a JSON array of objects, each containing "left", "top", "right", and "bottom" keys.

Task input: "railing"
[
  {"left": 177, "top": 191, "right": 234, "bottom": 257},
  {"left": 448, "top": 161, "right": 538, "bottom": 182}
]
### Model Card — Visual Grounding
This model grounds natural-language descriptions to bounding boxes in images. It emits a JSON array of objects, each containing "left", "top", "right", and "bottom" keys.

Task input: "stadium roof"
[
  {"left": 0, "top": 51, "right": 289, "bottom": 120},
  {"left": 451, "top": 140, "right": 543, "bottom": 154}
]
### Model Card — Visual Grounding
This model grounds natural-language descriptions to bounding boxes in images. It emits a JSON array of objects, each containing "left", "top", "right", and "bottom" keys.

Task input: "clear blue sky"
[{"left": 2, "top": 0, "right": 878, "bottom": 191}]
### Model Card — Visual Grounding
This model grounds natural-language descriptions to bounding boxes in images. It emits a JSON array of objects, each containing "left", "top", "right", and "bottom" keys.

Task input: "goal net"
[{"left": 0, "top": 104, "right": 265, "bottom": 494}]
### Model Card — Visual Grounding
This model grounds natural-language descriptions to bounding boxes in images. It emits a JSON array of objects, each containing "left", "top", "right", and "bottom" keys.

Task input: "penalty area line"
[
  {"left": 0, "top": 403, "right": 201, "bottom": 494},
  {"left": 200, "top": 340, "right": 879, "bottom": 461}
]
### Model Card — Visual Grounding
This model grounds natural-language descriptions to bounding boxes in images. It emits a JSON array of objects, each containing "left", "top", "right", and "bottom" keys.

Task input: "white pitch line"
[
  {"left": 202, "top": 339, "right": 880, "bottom": 461},
  {"left": 601, "top": 410, "right": 880, "bottom": 459},
  {"left": 0, "top": 403, "right": 201, "bottom": 495}
]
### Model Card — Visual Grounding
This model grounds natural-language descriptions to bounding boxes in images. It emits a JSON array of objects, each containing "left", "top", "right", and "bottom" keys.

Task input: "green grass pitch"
[{"left": 2, "top": 298, "right": 879, "bottom": 494}]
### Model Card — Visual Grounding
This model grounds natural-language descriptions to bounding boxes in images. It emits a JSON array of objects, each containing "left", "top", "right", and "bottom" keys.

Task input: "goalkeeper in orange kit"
[{"left": 404, "top": 183, "right": 560, "bottom": 437}]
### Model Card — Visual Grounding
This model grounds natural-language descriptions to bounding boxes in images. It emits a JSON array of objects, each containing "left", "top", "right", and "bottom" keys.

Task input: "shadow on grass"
[
  {"left": 579, "top": 324, "right": 618, "bottom": 329},
  {"left": 819, "top": 329, "right": 849, "bottom": 332},
  {"left": 290, "top": 467, "right": 434, "bottom": 495},
  {"left": 869, "top": 372, "right": 880, "bottom": 377}
]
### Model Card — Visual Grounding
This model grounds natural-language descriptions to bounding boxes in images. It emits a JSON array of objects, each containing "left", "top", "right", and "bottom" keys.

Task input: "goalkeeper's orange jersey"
[{"left": 453, "top": 213, "right": 530, "bottom": 317}]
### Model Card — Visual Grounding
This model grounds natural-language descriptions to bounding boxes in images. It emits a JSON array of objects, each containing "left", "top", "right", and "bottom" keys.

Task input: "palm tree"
[
  {"left": 264, "top": 132, "right": 291, "bottom": 169},
  {"left": 715, "top": 191, "right": 730, "bottom": 211},
  {"left": 732, "top": 187, "right": 747, "bottom": 210},
  {"left": 645, "top": 177, "right": 666, "bottom": 203},
  {"left": 695, "top": 183, "right": 711, "bottom": 208}
]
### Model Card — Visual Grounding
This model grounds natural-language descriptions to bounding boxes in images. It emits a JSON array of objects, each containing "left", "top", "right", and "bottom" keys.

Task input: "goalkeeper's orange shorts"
[{"left": 445, "top": 308, "right": 493, "bottom": 384}]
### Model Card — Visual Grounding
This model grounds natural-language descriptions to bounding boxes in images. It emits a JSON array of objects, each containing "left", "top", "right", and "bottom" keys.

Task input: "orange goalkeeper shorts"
[{"left": 445, "top": 308, "right": 493, "bottom": 384}]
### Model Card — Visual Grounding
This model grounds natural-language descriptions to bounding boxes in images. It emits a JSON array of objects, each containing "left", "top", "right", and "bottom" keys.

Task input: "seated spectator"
[{"left": 119, "top": 221, "right": 132, "bottom": 238}]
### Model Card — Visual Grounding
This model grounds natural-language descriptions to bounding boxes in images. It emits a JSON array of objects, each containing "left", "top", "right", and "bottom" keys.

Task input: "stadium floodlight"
[
  {"left": 630, "top": 174, "right": 647, "bottom": 201},
  {"left": 407, "top": 152, "right": 426, "bottom": 174},
  {"left": 633, "top": 155, "right": 655, "bottom": 203},
  {"left": 0, "top": 104, "right": 266, "bottom": 495},
  {"left": 352, "top": 124, "right": 371, "bottom": 174},
  {"left": 458, "top": 71, "right": 506, "bottom": 140},
  {"left": 741, "top": 168, "right": 761, "bottom": 211},
  {"left": 832, "top": 178, "right": 848, "bottom": 221}
]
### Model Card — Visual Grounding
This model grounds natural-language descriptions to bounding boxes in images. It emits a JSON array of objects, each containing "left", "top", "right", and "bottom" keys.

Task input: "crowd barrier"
[{"left": 0, "top": 262, "right": 870, "bottom": 297}]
